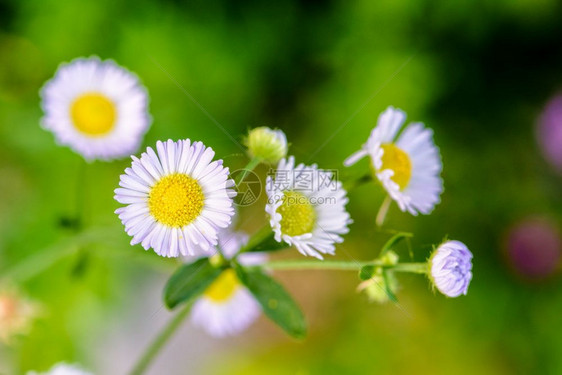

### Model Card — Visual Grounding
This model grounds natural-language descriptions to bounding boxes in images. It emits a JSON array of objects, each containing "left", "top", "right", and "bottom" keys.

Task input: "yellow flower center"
[
  {"left": 278, "top": 191, "right": 316, "bottom": 236},
  {"left": 380, "top": 143, "right": 412, "bottom": 190},
  {"left": 204, "top": 269, "right": 240, "bottom": 302},
  {"left": 70, "top": 93, "right": 116, "bottom": 136},
  {"left": 148, "top": 173, "right": 205, "bottom": 227}
]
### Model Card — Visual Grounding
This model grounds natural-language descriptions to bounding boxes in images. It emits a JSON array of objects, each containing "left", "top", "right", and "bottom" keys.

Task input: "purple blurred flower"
[
  {"left": 507, "top": 219, "right": 561, "bottom": 279},
  {"left": 430, "top": 240, "right": 473, "bottom": 297},
  {"left": 537, "top": 94, "right": 562, "bottom": 172}
]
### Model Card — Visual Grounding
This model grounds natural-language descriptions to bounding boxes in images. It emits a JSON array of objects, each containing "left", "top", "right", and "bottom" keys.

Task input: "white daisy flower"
[
  {"left": 190, "top": 229, "right": 265, "bottom": 337},
  {"left": 265, "top": 156, "right": 352, "bottom": 259},
  {"left": 344, "top": 106, "right": 443, "bottom": 215},
  {"left": 27, "top": 363, "right": 92, "bottom": 375},
  {"left": 40, "top": 56, "right": 151, "bottom": 161},
  {"left": 114, "top": 139, "right": 236, "bottom": 257}
]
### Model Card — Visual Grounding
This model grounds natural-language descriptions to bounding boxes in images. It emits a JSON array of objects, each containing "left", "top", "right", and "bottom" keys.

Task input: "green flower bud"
[
  {"left": 357, "top": 269, "right": 399, "bottom": 304},
  {"left": 245, "top": 127, "right": 288, "bottom": 164}
]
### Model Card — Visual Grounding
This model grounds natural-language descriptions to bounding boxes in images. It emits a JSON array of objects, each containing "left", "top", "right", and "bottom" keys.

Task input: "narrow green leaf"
[
  {"left": 164, "top": 258, "right": 224, "bottom": 309},
  {"left": 382, "top": 270, "right": 398, "bottom": 303},
  {"left": 380, "top": 232, "right": 413, "bottom": 255},
  {"left": 359, "top": 265, "right": 376, "bottom": 280},
  {"left": 235, "top": 265, "right": 307, "bottom": 338}
]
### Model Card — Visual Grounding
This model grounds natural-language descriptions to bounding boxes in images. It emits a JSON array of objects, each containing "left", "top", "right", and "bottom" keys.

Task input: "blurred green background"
[{"left": 1, "top": 0, "right": 562, "bottom": 374}]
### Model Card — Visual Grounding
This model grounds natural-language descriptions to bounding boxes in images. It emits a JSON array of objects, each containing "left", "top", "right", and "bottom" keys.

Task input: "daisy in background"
[
  {"left": 40, "top": 56, "right": 151, "bottom": 161},
  {"left": 266, "top": 156, "right": 352, "bottom": 259},
  {"left": 190, "top": 229, "right": 265, "bottom": 337},
  {"left": 344, "top": 106, "right": 443, "bottom": 216},
  {"left": 114, "top": 139, "right": 236, "bottom": 257},
  {"left": 27, "top": 363, "right": 92, "bottom": 375}
]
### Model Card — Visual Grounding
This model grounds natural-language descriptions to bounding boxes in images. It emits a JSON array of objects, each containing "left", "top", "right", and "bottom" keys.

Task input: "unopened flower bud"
[
  {"left": 357, "top": 270, "right": 398, "bottom": 304},
  {"left": 245, "top": 127, "right": 287, "bottom": 164},
  {"left": 429, "top": 240, "right": 473, "bottom": 297}
]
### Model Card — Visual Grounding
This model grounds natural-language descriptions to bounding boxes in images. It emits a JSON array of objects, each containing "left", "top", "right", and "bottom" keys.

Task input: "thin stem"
[
  {"left": 343, "top": 173, "right": 372, "bottom": 191},
  {"left": 235, "top": 156, "right": 262, "bottom": 186},
  {"left": 375, "top": 195, "right": 392, "bottom": 227},
  {"left": 129, "top": 302, "right": 193, "bottom": 375},
  {"left": 261, "top": 259, "right": 376, "bottom": 271},
  {"left": 392, "top": 262, "right": 428, "bottom": 274},
  {"left": 259, "top": 259, "right": 428, "bottom": 274}
]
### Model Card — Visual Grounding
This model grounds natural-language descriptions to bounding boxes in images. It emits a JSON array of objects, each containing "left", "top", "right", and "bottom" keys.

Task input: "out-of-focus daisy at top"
[
  {"left": 344, "top": 106, "right": 443, "bottom": 215},
  {"left": 190, "top": 229, "right": 265, "bottom": 337},
  {"left": 114, "top": 139, "right": 236, "bottom": 257},
  {"left": 40, "top": 56, "right": 151, "bottom": 161},
  {"left": 266, "top": 156, "right": 352, "bottom": 259},
  {"left": 27, "top": 363, "right": 92, "bottom": 375}
]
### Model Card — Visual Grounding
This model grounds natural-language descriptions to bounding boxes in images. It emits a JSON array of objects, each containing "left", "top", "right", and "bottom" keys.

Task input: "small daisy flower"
[
  {"left": 245, "top": 126, "right": 288, "bottom": 164},
  {"left": 40, "top": 56, "right": 151, "bottom": 161},
  {"left": 114, "top": 139, "right": 236, "bottom": 257},
  {"left": 265, "top": 156, "right": 352, "bottom": 259},
  {"left": 429, "top": 240, "right": 473, "bottom": 297},
  {"left": 190, "top": 229, "right": 265, "bottom": 337},
  {"left": 344, "top": 106, "right": 443, "bottom": 215},
  {"left": 27, "top": 363, "right": 92, "bottom": 375}
]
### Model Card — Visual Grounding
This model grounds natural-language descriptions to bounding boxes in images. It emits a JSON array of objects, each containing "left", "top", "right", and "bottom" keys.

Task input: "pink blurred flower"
[
  {"left": 506, "top": 218, "right": 561, "bottom": 279},
  {"left": 537, "top": 94, "right": 562, "bottom": 172}
]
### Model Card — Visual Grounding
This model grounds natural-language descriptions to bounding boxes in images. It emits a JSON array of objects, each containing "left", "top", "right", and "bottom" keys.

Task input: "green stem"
[
  {"left": 238, "top": 225, "right": 275, "bottom": 254},
  {"left": 261, "top": 259, "right": 372, "bottom": 270},
  {"left": 259, "top": 259, "right": 428, "bottom": 274},
  {"left": 392, "top": 262, "right": 428, "bottom": 274},
  {"left": 235, "top": 156, "right": 262, "bottom": 186},
  {"left": 343, "top": 173, "right": 372, "bottom": 191},
  {"left": 129, "top": 302, "right": 193, "bottom": 375},
  {"left": 375, "top": 195, "right": 392, "bottom": 227}
]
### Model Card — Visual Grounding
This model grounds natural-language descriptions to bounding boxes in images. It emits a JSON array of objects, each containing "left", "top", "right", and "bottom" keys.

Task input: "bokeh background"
[{"left": 1, "top": 0, "right": 562, "bottom": 374}]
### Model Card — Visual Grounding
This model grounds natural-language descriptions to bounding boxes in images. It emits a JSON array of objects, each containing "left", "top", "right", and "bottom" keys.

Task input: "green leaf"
[
  {"left": 239, "top": 226, "right": 289, "bottom": 253},
  {"left": 359, "top": 265, "right": 376, "bottom": 280},
  {"left": 164, "top": 258, "right": 224, "bottom": 309},
  {"left": 380, "top": 232, "right": 412, "bottom": 255},
  {"left": 235, "top": 265, "right": 307, "bottom": 338},
  {"left": 382, "top": 270, "right": 398, "bottom": 303}
]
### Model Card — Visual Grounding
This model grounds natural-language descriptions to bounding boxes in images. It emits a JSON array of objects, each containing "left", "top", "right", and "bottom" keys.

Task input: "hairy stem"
[
  {"left": 259, "top": 259, "right": 428, "bottom": 273},
  {"left": 235, "top": 156, "right": 262, "bottom": 186}
]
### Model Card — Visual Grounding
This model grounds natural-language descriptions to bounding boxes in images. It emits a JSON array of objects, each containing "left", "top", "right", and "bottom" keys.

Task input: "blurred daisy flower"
[
  {"left": 537, "top": 93, "right": 562, "bottom": 172},
  {"left": 244, "top": 126, "right": 288, "bottom": 164},
  {"left": 40, "top": 56, "right": 151, "bottom": 161},
  {"left": 344, "top": 106, "right": 443, "bottom": 215},
  {"left": 114, "top": 139, "right": 236, "bottom": 257},
  {"left": 27, "top": 363, "right": 92, "bottom": 375},
  {"left": 190, "top": 229, "right": 265, "bottom": 337},
  {"left": 429, "top": 240, "right": 473, "bottom": 297},
  {"left": 0, "top": 288, "right": 40, "bottom": 344},
  {"left": 266, "top": 156, "right": 352, "bottom": 259}
]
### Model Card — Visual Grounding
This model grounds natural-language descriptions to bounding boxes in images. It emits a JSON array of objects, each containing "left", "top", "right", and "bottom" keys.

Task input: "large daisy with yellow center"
[
  {"left": 265, "top": 156, "right": 352, "bottom": 259},
  {"left": 114, "top": 139, "right": 236, "bottom": 257},
  {"left": 344, "top": 106, "right": 443, "bottom": 215},
  {"left": 189, "top": 230, "right": 265, "bottom": 337},
  {"left": 40, "top": 56, "right": 151, "bottom": 161}
]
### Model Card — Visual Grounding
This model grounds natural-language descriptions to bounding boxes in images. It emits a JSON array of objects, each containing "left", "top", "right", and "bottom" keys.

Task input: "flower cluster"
[{"left": 31, "top": 56, "right": 475, "bottom": 372}]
